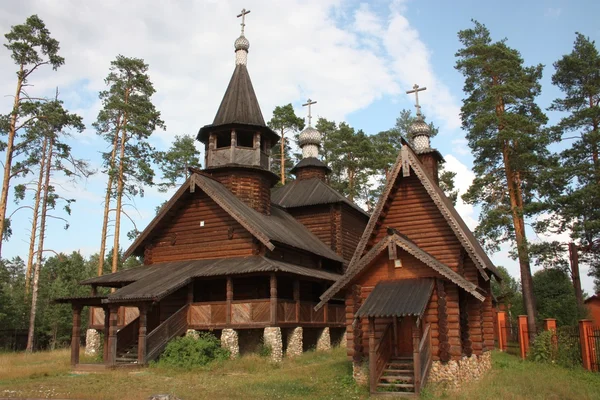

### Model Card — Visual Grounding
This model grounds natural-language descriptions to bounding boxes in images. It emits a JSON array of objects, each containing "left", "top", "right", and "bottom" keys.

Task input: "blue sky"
[{"left": 0, "top": 0, "right": 598, "bottom": 294}]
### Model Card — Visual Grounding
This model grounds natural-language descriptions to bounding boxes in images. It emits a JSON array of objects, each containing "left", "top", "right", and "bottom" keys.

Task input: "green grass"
[{"left": 1, "top": 348, "right": 599, "bottom": 399}]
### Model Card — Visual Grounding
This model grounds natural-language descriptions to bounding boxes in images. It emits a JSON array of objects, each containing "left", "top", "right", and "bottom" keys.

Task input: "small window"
[
  {"left": 216, "top": 132, "right": 232, "bottom": 148},
  {"left": 394, "top": 259, "right": 403, "bottom": 268},
  {"left": 237, "top": 132, "right": 254, "bottom": 148}
]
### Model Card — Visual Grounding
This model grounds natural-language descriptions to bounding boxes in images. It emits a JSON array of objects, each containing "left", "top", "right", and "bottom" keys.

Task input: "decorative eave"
[
  {"left": 346, "top": 139, "right": 499, "bottom": 281},
  {"left": 317, "top": 231, "right": 485, "bottom": 309}
]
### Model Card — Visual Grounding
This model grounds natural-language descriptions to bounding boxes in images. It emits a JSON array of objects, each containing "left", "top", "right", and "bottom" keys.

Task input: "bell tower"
[{"left": 197, "top": 9, "right": 279, "bottom": 214}]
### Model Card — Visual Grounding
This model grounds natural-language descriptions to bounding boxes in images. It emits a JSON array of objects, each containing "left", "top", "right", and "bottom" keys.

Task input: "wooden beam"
[
  {"left": 103, "top": 306, "right": 109, "bottom": 362},
  {"left": 293, "top": 279, "right": 300, "bottom": 323},
  {"left": 412, "top": 319, "right": 421, "bottom": 394},
  {"left": 393, "top": 316, "right": 398, "bottom": 357},
  {"left": 138, "top": 304, "right": 147, "bottom": 365},
  {"left": 226, "top": 277, "right": 233, "bottom": 325},
  {"left": 368, "top": 317, "right": 376, "bottom": 393},
  {"left": 71, "top": 305, "right": 82, "bottom": 367},
  {"left": 270, "top": 274, "right": 277, "bottom": 325},
  {"left": 187, "top": 281, "right": 194, "bottom": 304},
  {"left": 107, "top": 306, "right": 118, "bottom": 366}
]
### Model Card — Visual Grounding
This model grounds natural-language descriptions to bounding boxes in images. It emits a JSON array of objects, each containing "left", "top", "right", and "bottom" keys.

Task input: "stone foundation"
[
  {"left": 185, "top": 329, "right": 199, "bottom": 339},
  {"left": 428, "top": 351, "right": 492, "bottom": 389},
  {"left": 352, "top": 361, "right": 368, "bottom": 386},
  {"left": 263, "top": 327, "right": 283, "bottom": 363},
  {"left": 84, "top": 329, "right": 101, "bottom": 356},
  {"left": 286, "top": 327, "right": 303, "bottom": 358},
  {"left": 316, "top": 327, "right": 331, "bottom": 351},
  {"left": 221, "top": 328, "right": 239, "bottom": 359},
  {"left": 340, "top": 330, "right": 347, "bottom": 348}
]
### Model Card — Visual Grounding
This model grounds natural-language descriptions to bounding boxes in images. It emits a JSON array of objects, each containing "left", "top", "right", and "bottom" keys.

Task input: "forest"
[{"left": 0, "top": 15, "right": 598, "bottom": 351}]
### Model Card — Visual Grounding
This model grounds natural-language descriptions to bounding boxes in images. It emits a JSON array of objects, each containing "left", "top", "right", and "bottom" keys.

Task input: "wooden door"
[{"left": 396, "top": 317, "right": 414, "bottom": 357}]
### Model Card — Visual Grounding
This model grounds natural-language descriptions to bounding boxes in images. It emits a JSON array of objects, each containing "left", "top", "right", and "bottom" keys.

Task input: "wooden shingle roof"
[{"left": 356, "top": 279, "right": 435, "bottom": 318}]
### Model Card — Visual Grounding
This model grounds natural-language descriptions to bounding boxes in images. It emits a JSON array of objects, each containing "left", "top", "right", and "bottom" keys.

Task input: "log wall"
[
  {"left": 341, "top": 205, "right": 367, "bottom": 266},
  {"left": 149, "top": 191, "right": 256, "bottom": 263},
  {"left": 206, "top": 169, "right": 272, "bottom": 214},
  {"left": 295, "top": 167, "right": 327, "bottom": 181},
  {"left": 287, "top": 205, "right": 334, "bottom": 250}
]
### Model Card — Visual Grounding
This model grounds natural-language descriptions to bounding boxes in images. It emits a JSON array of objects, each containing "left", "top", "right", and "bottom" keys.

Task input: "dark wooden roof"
[
  {"left": 125, "top": 173, "right": 343, "bottom": 263},
  {"left": 317, "top": 231, "right": 485, "bottom": 308},
  {"left": 271, "top": 177, "right": 369, "bottom": 217},
  {"left": 53, "top": 295, "right": 108, "bottom": 305},
  {"left": 197, "top": 64, "right": 279, "bottom": 144},
  {"left": 347, "top": 141, "right": 499, "bottom": 280},
  {"left": 356, "top": 279, "right": 434, "bottom": 318},
  {"left": 87, "top": 257, "right": 342, "bottom": 304},
  {"left": 289, "top": 157, "right": 331, "bottom": 174}
]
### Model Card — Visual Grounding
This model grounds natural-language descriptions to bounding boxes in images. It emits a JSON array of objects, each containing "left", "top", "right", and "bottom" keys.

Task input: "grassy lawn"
[{"left": 1, "top": 348, "right": 600, "bottom": 399}]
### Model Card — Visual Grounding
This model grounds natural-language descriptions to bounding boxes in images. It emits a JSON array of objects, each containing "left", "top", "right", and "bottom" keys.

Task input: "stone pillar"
[
  {"left": 264, "top": 327, "right": 283, "bottom": 363},
  {"left": 316, "top": 327, "right": 331, "bottom": 351},
  {"left": 221, "top": 328, "right": 239, "bottom": 359},
  {"left": 518, "top": 315, "right": 529, "bottom": 360},
  {"left": 340, "top": 330, "right": 347, "bottom": 348},
  {"left": 84, "top": 329, "right": 101, "bottom": 356},
  {"left": 71, "top": 305, "right": 82, "bottom": 367},
  {"left": 286, "top": 327, "right": 303, "bottom": 358},
  {"left": 186, "top": 329, "right": 199, "bottom": 339},
  {"left": 579, "top": 319, "right": 593, "bottom": 371}
]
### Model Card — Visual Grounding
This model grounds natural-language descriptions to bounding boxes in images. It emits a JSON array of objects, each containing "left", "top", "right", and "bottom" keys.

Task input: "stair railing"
[
  {"left": 116, "top": 316, "right": 140, "bottom": 355},
  {"left": 369, "top": 322, "right": 394, "bottom": 394},
  {"left": 146, "top": 304, "right": 189, "bottom": 362},
  {"left": 415, "top": 323, "right": 432, "bottom": 394}
]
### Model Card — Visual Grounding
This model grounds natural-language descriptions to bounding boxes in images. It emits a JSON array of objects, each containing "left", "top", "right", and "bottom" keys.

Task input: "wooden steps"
[{"left": 375, "top": 357, "right": 416, "bottom": 396}]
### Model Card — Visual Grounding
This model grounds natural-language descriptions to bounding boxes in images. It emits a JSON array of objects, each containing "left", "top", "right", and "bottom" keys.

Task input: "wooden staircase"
[
  {"left": 377, "top": 357, "right": 416, "bottom": 395},
  {"left": 116, "top": 342, "right": 139, "bottom": 364}
]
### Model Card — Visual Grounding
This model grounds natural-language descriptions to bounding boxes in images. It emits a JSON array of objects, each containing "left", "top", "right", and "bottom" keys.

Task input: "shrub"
[
  {"left": 157, "top": 333, "right": 229, "bottom": 368},
  {"left": 528, "top": 327, "right": 582, "bottom": 368},
  {"left": 258, "top": 341, "right": 272, "bottom": 358}
]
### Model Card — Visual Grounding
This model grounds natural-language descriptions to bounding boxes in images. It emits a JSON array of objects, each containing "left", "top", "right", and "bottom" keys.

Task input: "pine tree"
[
  {"left": 93, "top": 55, "right": 164, "bottom": 276},
  {"left": 543, "top": 33, "right": 600, "bottom": 299},
  {"left": 455, "top": 20, "right": 550, "bottom": 336},
  {"left": 156, "top": 134, "right": 201, "bottom": 192},
  {"left": 267, "top": 104, "right": 304, "bottom": 185},
  {"left": 0, "top": 15, "right": 64, "bottom": 258}
]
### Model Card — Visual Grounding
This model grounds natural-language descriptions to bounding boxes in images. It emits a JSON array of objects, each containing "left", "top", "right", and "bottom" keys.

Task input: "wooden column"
[
  {"left": 187, "top": 281, "right": 194, "bottom": 304},
  {"left": 579, "top": 319, "right": 593, "bottom": 371},
  {"left": 368, "top": 317, "right": 376, "bottom": 392},
  {"left": 70, "top": 304, "right": 82, "bottom": 367},
  {"left": 270, "top": 274, "right": 277, "bottom": 325},
  {"left": 138, "top": 304, "right": 148, "bottom": 365},
  {"left": 518, "top": 315, "right": 529, "bottom": 360},
  {"left": 412, "top": 319, "right": 421, "bottom": 394},
  {"left": 103, "top": 306, "right": 109, "bottom": 362},
  {"left": 496, "top": 311, "right": 507, "bottom": 351},
  {"left": 226, "top": 277, "right": 233, "bottom": 325},
  {"left": 107, "top": 306, "right": 118, "bottom": 366},
  {"left": 230, "top": 130, "right": 237, "bottom": 163},
  {"left": 393, "top": 316, "right": 399, "bottom": 357},
  {"left": 436, "top": 280, "right": 450, "bottom": 362},
  {"left": 322, "top": 284, "right": 328, "bottom": 323},
  {"left": 293, "top": 279, "right": 300, "bottom": 323}
]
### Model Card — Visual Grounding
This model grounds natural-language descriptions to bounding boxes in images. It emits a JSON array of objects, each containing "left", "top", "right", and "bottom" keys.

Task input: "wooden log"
[{"left": 71, "top": 305, "right": 82, "bottom": 367}]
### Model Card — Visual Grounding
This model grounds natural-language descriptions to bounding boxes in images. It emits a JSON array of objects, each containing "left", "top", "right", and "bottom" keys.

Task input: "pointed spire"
[
  {"left": 406, "top": 84, "right": 431, "bottom": 151},
  {"left": 234, "top": 8, "right": 251, "bottom": 66}
]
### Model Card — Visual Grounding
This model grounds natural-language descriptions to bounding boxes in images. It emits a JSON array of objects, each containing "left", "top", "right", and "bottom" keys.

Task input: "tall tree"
[
  {"left": 156, "top": 134, "right": 201, "bottom": 192},
  {"left": 94, "top": 56, "right": 164, "bottom": 276},
  {"left": 268, "top": 104, "right": 304, "bottom": 185},
  {"left": 533, "top": 268, "right": 582, "bottom": 327},
  {"left": 23, "top": 99, "right": 87, "bottom": 352},
  {"left": 455, "top": 20, "right": 550, "bottom": 336},
  {"left": 0, "top": 15, "right": 64, "bottom": 258},
  {"left": 542, "top": 33, "right": 600, "bottom": 302}
]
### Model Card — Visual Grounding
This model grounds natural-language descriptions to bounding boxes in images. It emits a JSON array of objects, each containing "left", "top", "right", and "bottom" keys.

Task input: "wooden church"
[
  {"left": 317, "top": 88, "right": 500, "bottom": 394},
  {"left": 56, "top": 10, "right": 368, "bottom": 369}
]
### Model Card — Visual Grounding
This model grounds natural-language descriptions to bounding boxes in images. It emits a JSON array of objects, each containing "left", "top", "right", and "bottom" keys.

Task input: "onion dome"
[
  {"left": 234, "top": 35, "right": 250, "bottom": 52},
  {"left": 298, "top": 126, "right": 322, "bottom": 158},
  {"left": 409, "top": 115, "right": 431, "bottom": 151}
]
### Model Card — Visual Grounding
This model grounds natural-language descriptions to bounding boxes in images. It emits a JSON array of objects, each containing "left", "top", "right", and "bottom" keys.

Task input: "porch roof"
[
  {"left": 53, "top": 295, "right": 108, "bottom": 306},
  {"left": 85, "top": 256, "right": 341, "bottom": 304},
  {"left": 356, "top": 279, "right": 434, "bottom": 319}
]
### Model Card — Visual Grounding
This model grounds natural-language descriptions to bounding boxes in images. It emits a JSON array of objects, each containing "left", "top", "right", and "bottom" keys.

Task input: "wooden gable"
[{"left": 147, "top": 190, "right": 256, "bottom": 264}]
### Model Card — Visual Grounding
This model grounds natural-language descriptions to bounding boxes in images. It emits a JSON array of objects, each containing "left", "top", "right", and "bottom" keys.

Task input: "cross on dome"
[
  {"left": 406, "top": 84, "right": 427, "bottom": 117},
  {"left": 302, "top": 98, "right": 317, "bottom": 127},
  {"left": 237, "top": 8, "right": 251, "bottom": 36}
]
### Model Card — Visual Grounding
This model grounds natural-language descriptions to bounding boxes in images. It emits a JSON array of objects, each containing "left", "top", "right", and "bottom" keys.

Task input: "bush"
[
  {"left": 528, "top": 327, "right": 582, "bottom": 368},
  {"left": 157, "top": 333, "right": 229, "bottom": 368},
  {"left": 258, "top": 341, "right": 272, "bottom": 358}
]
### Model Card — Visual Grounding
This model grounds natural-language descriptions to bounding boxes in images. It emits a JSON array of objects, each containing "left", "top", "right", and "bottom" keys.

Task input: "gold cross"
[
  {"left": 237, "top": 8, "right": 251, "bottom": 36},
  {"left": 406, "top": 84, "right": 427, "bottom": 116},
  {"left": 302, "top": 98, "right": 317, "bottom": 127}
]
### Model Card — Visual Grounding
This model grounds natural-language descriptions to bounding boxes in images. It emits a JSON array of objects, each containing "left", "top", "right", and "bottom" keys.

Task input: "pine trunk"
[
  {"left": 97, "top": 122, "right": 122, "bottom": 276},
  {"left": 568, "top": 242, "right": 584, "bottom": 309},
  {"left": 111, "top": 91, "right": 129, "bottom": 274},
  {"left": 26, "top": 136, "right": 54, "bottom": 352},
  {"left": 0, "top": 68, "right": 24, "bottom": 258},
  {"left": 25, "top": 137, "right": 48, "bottom": 293},
  {"left": 280, "top": 130, "right": 285, "bottom": 185}
]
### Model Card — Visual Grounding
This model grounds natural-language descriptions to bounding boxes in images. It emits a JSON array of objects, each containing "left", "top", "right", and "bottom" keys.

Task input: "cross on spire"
[
  {"left": 406, "top": 84, "right": 427, "bottom": 117},
  {"left": 302, "top": 98, "right": 317, "bottom": 127},
  {"left": 237, "top": 8, "right": 251, "bottom": 36}
]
